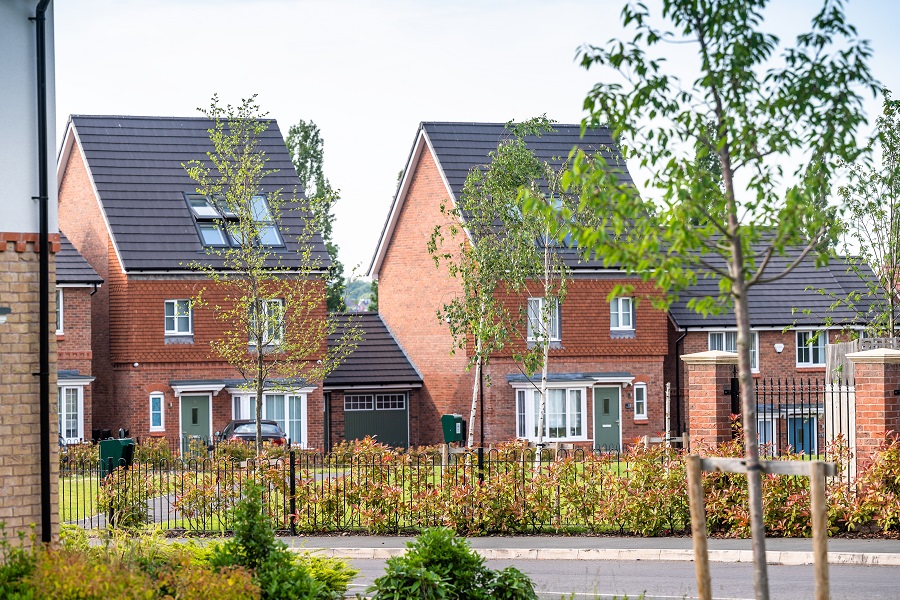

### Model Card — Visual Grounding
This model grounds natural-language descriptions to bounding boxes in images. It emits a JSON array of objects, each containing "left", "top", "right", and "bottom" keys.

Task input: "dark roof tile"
[{"left": 69, "top": 115, "right": 329, "bottom": 272}]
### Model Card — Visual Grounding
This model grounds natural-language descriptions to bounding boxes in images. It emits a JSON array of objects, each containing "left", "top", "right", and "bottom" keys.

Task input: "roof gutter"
[{"left": 31, "top": 0, "right": 52, "bottom": 544}]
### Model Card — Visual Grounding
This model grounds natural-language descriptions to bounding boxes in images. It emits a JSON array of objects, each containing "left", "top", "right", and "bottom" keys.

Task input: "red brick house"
[
  {"left": 57, "top": 116, "right": 331, "bottom": 451},
  {"left": 371, "top": 123, "right": 672, "bottom": 448},
  {"left": 371, "top": 122, "right": 875, "bottom": 450},
  {"left": 56, "top": 233, "right": 102, "bottom": 443}
]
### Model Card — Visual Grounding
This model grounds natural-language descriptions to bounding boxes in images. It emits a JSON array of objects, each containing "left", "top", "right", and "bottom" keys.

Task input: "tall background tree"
[
  {"left": 286, "top": 120, "right": 345, "bottom": 312},
  {"left": 534, "top": 2, "right": 875, "bottom": 597},
  {"left": 187, "top": 97, "right": 359, "bottom": 455},
  {"left": 839, "top": 89, "right": 900, "bottom": 336}
]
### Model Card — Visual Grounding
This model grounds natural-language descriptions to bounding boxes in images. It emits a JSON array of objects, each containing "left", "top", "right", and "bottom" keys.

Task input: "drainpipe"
[
  {"left": 32, "top": 0, "right": 53, "bottom": 544},
  {"left": 674, "top": 329, "right": 687, "bottom": 440}
]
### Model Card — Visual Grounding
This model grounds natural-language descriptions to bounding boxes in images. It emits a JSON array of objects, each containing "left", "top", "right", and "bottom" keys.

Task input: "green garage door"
[{"left": 344, "top": 392, "right": 409, "bottom": 448}]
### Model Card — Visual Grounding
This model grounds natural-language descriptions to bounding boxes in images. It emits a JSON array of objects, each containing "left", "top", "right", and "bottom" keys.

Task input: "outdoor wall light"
[
  {"left": 0, "top": 306, "right": 10, "bottom": 324},
  {"left": 774, "top": 343, "right": 785, "bottom": 354}
]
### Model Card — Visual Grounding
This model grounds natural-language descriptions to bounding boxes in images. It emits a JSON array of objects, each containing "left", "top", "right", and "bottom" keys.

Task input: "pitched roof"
[
  {"left": 422, "top": 122, "right": 633, "bottom": 200},
  {"left": 370, "top": 121, "right": 632, "bottom": 276},
  {"left": 324, "top": 313, "right": 422, "bottom": 388},
  {"left": 63, "top": 115, "right": 329, "bottom": 272},
  {"left": 669, "top": 252, "right": 877, "bottom": 328},
  {"left": 56, "top": 232, "right": 102, "bottom": 285}
]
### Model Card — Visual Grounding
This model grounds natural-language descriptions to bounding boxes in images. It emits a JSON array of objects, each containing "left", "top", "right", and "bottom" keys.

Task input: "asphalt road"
[{"left": 345, "top": 558, "right": 900, "bottom": 599}]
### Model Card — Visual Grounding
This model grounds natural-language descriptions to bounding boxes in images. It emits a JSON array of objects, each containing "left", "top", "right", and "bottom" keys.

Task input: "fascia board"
[
  {"left": 67, "top": 126, "right": 128, "bottom": 279},
  {"left": 322, "top": 383, "right": 423, "bottom": 391},
  {"left": 673, "top": 324, "right": 865, "bottom": 332},
  {"left": 224, "top": 385, "right": 317, "bottom": 395}
]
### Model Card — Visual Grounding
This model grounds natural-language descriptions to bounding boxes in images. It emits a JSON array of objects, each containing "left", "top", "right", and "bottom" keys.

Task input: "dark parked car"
[{"left": 218, "top": 420, "right": 287, "bottom": 445}]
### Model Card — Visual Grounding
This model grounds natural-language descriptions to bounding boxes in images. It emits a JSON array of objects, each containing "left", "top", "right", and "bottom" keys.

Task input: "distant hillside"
[{"left": 343, "top": 278, "right": 375, "bottom": 312}]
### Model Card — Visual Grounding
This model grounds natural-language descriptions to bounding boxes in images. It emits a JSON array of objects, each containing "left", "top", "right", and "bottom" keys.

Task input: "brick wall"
[
  {"left": 378, "top": 145, "right": 473, "bottom": 445},
  {"left": 0, "top": 238, "right": 59, "bottom": 538},
  {"left": 681, "top": 329, "right": 832, "bottom": 380},
  {"left": 57, "top": 285, "right": 94, "bottom": 437},
  {"left": 58, "top": 142, "right": 117, "bottom": 430}
]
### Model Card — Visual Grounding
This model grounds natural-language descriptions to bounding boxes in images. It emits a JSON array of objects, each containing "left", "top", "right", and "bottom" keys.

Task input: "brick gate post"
[
  {"left": 681, "top": 351, "right": 738, "bottom": 453},
  {"left": 846, "top": 349, "right": 900, "bottom": 466}
]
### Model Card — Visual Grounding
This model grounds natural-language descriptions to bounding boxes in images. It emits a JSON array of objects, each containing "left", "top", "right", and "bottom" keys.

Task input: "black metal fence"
[
  {"left": 60, "top": 446, "right": 684, "bottom": 535},
  {"left": 751, "top": 375, "right": 856, "bottom": 481}
]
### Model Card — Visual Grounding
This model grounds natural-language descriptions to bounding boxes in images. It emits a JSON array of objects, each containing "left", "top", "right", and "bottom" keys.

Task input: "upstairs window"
[
  {"left": 709, "top": 331, "right": 759, "bottom": 371},
  {"left": 797, "top": 330, "right": 826, "bottom": 366},
  {"left": 185, "top": 192, "right": 283, "bottom": 248},
  {"left": 249, "top": 299, "right": 284, "bottom": 347},
  {"left": 610, "top": 297, "right": 633, "bottom": 330},
  {"left": 526, "top": 298, "right": 561, "bottom": 342},
  {"left": 56, "top": 288, "right": 63, "bottom": 334},
  {"left": 164, "top": 299, "right": 192, "bottom": 335}
]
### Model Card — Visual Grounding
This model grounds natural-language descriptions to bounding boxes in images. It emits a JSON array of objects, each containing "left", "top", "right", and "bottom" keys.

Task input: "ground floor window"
[
  {"left": 232, "top": 392, "right": 308, "bottom": 447},
  {"left": 58, "top": 386, "right": 83, "bottom": 443},
  {"left": 515, "top": 387, "right": 585, "bottom": 442}
]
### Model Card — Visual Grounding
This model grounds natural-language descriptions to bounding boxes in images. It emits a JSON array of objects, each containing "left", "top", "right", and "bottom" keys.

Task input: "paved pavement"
[{"left": 280, "top": 534, "right": 900, "bottom": 566}]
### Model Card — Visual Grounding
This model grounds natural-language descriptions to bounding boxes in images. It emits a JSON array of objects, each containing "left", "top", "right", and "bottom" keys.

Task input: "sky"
[{"left": 54, "top": 0, "right": 900, "bottom": 276}]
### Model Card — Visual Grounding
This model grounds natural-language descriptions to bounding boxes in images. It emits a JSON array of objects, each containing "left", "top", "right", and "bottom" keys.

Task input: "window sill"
[
  {"left": 164, "top": 335, "right": 194, "bottom": 345},
  {"left": 56, "top": 333, "right": 65, "bottom": 340},
  {"left": 633, "top": 417, "right": 649, "bottom": 423},
  {"left": 610, "top": 329, "right": 636, "bottom": 339},
  {"left": 796, "top": 365, "right": 826, "bottom": 371},
  {"left": 149, "top": 430, "right": 166, "bottom": 436}
]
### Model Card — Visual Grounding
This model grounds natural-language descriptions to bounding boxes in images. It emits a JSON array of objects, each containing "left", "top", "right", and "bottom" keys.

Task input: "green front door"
[
  {"left": 180, "top": 395, "right": 210, "bottom": 455},
  {"left": 593, "top": 386, "right": 620, "bottom": 451}
]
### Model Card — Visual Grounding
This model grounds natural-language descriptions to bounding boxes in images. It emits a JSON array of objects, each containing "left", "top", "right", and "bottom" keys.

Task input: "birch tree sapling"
[
  {"left": 185, "top": 95, "right": 359, "bottom": 456},
  {"left": 532, "top": 2, "right": 875, "bottom": 598},
  {"left": 428, "top": 117, "right": 584, "bottom": 447}
]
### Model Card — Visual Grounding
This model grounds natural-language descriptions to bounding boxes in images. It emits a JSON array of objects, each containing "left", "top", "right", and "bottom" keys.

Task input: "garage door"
[{"left": 343, "top": 392, "right": 409, "bottom": 448}]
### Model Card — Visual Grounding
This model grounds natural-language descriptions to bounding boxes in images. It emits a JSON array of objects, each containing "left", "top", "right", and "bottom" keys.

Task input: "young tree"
[
  {"left": 428, "top": 117, "right": 585, "bottom": 447},
  {"left": 537, "top": 3, "right": 875, "bottom": 597},
  {"left": 186, "top": 96, "right": 359, "bottom": 456},
  {"left": 286, "top": 119, "right": 346, "bottom": 312},
  {"left": 839, "top": 89, "right": 900, "bottom": 336}
]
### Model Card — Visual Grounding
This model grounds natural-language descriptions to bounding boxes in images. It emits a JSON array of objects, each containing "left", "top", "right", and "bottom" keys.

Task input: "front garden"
[{"left": 58, "top": 431, "right": 900, "bottom": 538}]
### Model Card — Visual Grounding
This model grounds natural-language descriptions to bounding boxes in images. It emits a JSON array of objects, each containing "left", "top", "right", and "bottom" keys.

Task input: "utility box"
[
  {"left": 99, "top": 438, "right": 135, "bottom": 478},
  {"left": 441, "top": 414, "right": 465, "bottom": 444}
]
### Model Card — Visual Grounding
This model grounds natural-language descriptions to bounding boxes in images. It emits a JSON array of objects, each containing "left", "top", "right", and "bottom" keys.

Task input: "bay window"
[{"left": 515, "top": 387, "right": 585, "bottom": 441}]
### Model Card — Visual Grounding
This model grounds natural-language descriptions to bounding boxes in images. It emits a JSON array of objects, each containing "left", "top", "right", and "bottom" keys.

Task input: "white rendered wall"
[{"left": 0, "top": 0, "right": 58, "bottom": 234}]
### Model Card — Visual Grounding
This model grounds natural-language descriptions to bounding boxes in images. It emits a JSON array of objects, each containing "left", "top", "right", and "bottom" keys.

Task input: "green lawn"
[{"left": 59, "top": 474, "right": 100, "bottom": 523}]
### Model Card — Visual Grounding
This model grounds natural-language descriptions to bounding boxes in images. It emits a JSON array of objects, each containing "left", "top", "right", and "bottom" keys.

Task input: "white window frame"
[
  {"left": 514, "top": 386, "right": 587, "bottom": 442},
  {"left": 633, "top": 383, "right": 648, "bottom": 420},
  {"left": 610, "top": 297, "right": 633, "bottom": 331},
  {"left": 55, "top": 287, "right": 63, "bottom": 334},
  {"left": 249, "top": 299, "right": 284, "bottom": 347},
  {"left": 57, "top": 385, "right": 84, "bottom": 444},
  {"left": 149, "top": 392, "right": 165, "bottom": 432},
  {"left": 796, "top": 330, "right": 826, "bottom": 367},
  {"left": 164, "top": 299, "right": 193, "bottom": 335},
  {"left": 708, "top": 330, "right": 759, "bottom": 372},
  {"left": 231, "top": 390, "right": 309, "bottom": 447},
  {"left": 526, "top": 297, "right": 561, "bottom": 342},
  {"left": 344, "top": 393, "right": 406, "bottom": 411}
]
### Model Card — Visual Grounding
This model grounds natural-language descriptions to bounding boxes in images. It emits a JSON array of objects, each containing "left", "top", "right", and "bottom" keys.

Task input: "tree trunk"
[
  {"left": 468, "top": 344, "right": 481, "bottom": 448},
  {"left": 731, "top": 242, "right": 770, "bottom": 600}
]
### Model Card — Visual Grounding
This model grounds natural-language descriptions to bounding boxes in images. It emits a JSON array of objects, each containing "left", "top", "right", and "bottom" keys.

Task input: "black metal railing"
[{"left": 59, "top": 445, "right": 680, "bottom": 535}]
